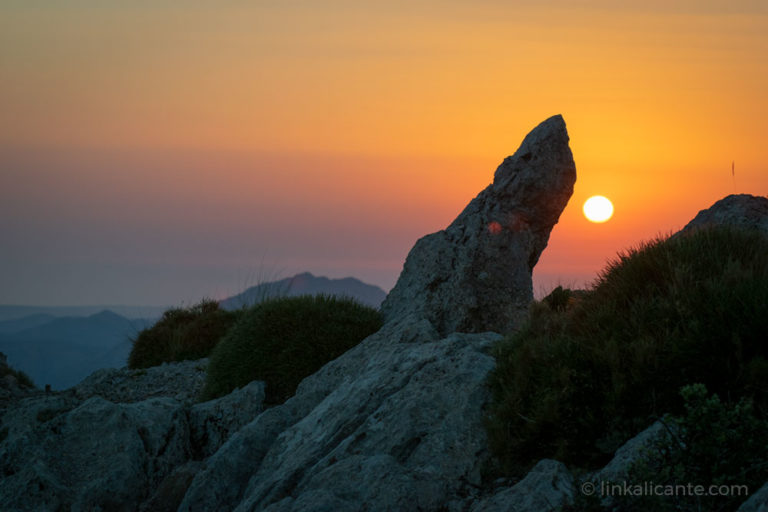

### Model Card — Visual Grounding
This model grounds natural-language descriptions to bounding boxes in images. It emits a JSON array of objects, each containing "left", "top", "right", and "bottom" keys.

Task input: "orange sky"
[{"left": 1, "top": 1, "right": 767, "bottom": 305}]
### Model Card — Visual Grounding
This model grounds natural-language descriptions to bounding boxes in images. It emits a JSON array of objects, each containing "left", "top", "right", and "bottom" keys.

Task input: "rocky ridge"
[{"left": 2, "top": 122, "right": 767, "bottom": 512}]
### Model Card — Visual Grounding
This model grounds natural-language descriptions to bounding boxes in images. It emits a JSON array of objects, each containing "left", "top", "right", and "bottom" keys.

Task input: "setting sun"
[{"left": 583, "top": 195, "right": 614, "bottom": 223}]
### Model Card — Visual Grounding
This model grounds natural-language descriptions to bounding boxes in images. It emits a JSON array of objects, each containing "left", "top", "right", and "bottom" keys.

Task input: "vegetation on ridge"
[
  {"left": 569, "top": 384, "right": 768, "bottom": 512},
  {"left": 0, "top": 359, "right": 35, "bottom": 389},
  {"left": 486, "top": 226, "right": 768, "bottom": 477},
  {"left": 128, "top": 299, "right": 240, "bottom": 369}
]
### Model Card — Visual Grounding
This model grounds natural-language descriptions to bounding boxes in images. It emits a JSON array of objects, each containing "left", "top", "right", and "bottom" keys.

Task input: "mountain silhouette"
[
  {"left": 0, "top": 310, "right": 151, "bottom": 390},
  {"left": 219, "top": 272, "right": 387, "bottom": 310}
]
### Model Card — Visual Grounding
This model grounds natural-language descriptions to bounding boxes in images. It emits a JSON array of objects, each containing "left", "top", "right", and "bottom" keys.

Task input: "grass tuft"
[{"left": 128, "top": 299, "right": 241, "bottom": 369}]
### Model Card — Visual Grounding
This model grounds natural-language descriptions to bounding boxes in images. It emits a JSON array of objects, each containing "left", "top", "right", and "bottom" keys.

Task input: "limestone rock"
[
  {"left": 0, "top": 396, "right": 190, "bottom": 512},
  {"left": 179, "top": 322, "right": 500, "bottom": 512},
  {"left": 72, "top": 358, "right": 209, "bottom": 404},
  {"left": 189, "top": 380, "right": 266, "bottom": 458},
  {"left": 381, "top": 115, "right": 576, "bottom": 335},
  {"left": 593, "top": 421, "right": 665, "bottom": 485},
  {"left": 738, "top": 481, "right": 768, "bottom": 512},
  {"left": 0, "top": 358, "right": 267, "bottom": 511},
  {"left": 140, "top": 461, "right": 205, "bottom": 512},
  {"left": 680, "top": 193, "right": 768, "bottom": 236},
  {"left": 470, "top": 459, "right": 574, "bottom": 512}
]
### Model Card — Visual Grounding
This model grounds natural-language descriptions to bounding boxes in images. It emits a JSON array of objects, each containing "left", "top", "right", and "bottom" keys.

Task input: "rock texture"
[
  {"left": 681, "top": 193, "right": 768, "bottom": 235},
  {"left": 72, "top": 358, "right": 209, "bottom": 404},
  {"left": 592, "top": 420, "right": 665, "bottom": 485},
  {"left": 0, "top": 396, "right": 190, "bottom": 512},
  {"left": 470, "top": 460, "right": 574, "bottom": 512},
  {"left": 381, "top": 114, "right": 576, "bottom": 335},
  {"left": 738, "top": 482, "right": 768, "bottom": 512},
  {"left": 179, "top": 321, "right": 500, "bottom": 512},
  {"left": 0, "top": 360, "right": 264, "bottom": 512}
]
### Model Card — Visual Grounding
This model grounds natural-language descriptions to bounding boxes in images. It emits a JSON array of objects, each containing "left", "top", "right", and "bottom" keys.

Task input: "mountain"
[
  {"left": 0, "top": 313, "right": 56, "bottom": 334},
  {"left": 219, "top": 272, "right": 387, "bottom": 310},
  {"left": 0, "top": 310, "right": 152, "bottom": 390},
  {"left": 0, "top": 305, "right": 168, "bottom": 322}
]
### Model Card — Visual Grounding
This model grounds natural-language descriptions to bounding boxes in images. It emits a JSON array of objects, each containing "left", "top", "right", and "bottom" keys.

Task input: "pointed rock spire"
[{"left": 381, "top": 115, "right": 577, "bottom": 335}]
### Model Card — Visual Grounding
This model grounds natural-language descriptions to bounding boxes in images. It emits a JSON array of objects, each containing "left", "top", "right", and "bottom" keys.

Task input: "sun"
[{"left": 583, "top": 195, "right": 614, "bottom": 223}]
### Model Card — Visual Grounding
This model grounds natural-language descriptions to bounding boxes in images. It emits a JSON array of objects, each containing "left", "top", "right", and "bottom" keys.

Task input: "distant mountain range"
[
  {"left": 0, "top": 304, "right": 168, "bottom": 322},
  {"left": 0, "top": 311, "right": 152, "bottom": 390},
  {"left": 219, "top": 272, "right": 387, "bottom": 310},
  {"left": 0, "top": 272, "right": 387, "bottom": 390}
]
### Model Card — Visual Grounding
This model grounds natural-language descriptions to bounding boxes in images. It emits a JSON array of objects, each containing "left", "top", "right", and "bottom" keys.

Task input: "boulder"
[
  {"left": 72, "top": 358, "right": 209, "bottom": 404},
  {"left": 189, "top": 380, "right": 266, "bottom": 458},
  {"left": 0, "top": 396, "right": 190, "bottom": 512},
  {"left": 0, "top": 358, "right": 264, "bottom": 512},
  {"left": 738, "top": 481, "right": 768, "bottom": 512},
  {"left": 179, "top": 322, "right": 500, "bottom": 512},
  {"left": 381, "top": 114, "right": 576, "bottom": 335},
  {"left": 592, "top": 420, "right": 665, "bottom": 485},
  {"left": 680, "top": 193, "right": 768, "bottom": 235},
  {"left": 470, "top": 459, "right": 574, "bottom": 512}
]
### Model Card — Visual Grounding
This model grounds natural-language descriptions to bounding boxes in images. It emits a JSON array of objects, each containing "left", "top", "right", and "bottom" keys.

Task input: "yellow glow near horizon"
[{"left": 583, "top": 196, "right": 614, "bottom": 223}]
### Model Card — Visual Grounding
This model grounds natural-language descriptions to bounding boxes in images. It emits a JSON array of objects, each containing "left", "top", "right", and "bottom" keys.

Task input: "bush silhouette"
[
  {"left": 202, "top": 295, "right": 382, "bottom": 404},
  {"left": 486, "top": 226, "right": 768, "bottom": 476},
  {"left": 128, "top": 299, "right": 240, "bottom": 369}
]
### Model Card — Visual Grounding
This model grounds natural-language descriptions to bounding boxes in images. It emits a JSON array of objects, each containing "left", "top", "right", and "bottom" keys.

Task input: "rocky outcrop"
[
  {"left": 0, "top": 361, "right": 264, "bottom": 512},
  {"left": 470, "top": 460, "right": 574, "bottom": 512},
  {"left": 179, "top": 320, "right": 499, "bottom": 512},
  {"left": 72, "top": 358, "right": 209, "bottom": 404},
  {"left": 0, "top": 116, "right": 581, "bottom": 512},
  {"left": 189, "top": 380, "right": 265, "bottom": 458},
  {"left": 681, "top": 193, "right": 768, "bottom": 235},
  {"left": 0, "top": 396, "right": 190, "bottom": 512},
  {"left": 592, "top": 420, "right": 665, "bottom": 485},
  {"left": 381, "top": 114, "right": 576, "bottom": 335},
  {"left": 738, "top": 482, "right": 768, "bottom": 512}
]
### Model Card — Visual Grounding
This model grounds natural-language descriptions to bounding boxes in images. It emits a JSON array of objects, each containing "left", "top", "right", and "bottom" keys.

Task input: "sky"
[{"left": 1, "top": 1, "right": 767, "bottom": 307}]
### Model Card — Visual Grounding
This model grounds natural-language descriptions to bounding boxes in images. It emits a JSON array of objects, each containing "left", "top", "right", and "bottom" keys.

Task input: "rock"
[
  {"left": 680, "top": 193, "right": 768, "bottom": 236},
  {"left": 381, "top": 114, "right": 576, "bottom": 335},
  {"left": 0, "top": 396, "right": 191, "bottom": 512},
  {"left": 0, "top": 116, "right": 580, "bottom": 511},
  {"left": 140, "top": 461, "right": 205, "bottom": 512},
  {"left": 593, "top": 421, "right": 665, "bottom": 485},
  {"left": 72, "top": 358, "right": 209, "bottom": 404},
  {"left": 179, "top": 322, "right": 500, "bottom": 512},
  {"left": 470, "top": 459, "right": 574, "bottom": 512},
  {"left": 189, "top": 380, "right": 266, "bottom": 458},
  {"left": 738, "top": 481, "right": 768, "bottom": 512}
]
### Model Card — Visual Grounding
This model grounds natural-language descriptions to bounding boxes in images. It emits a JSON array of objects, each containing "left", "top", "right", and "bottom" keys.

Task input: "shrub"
[
  {"left": 0, "top": 362, "right": 35, "bottom": 389},
  {"left": 202, "top": 295, "right": 382, "bottom": 404},
  {"left": 613, "top": 384, "right": 768, "bottom": 512},
  {"left": 128, "top": 299, "right": 241, "bottom": 369},
  {"left": 486, "top": 226, "right": 768, "bottom": 476}
]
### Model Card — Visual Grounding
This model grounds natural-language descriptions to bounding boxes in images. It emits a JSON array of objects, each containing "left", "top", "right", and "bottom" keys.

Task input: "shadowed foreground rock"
[{"left": 381, "top": 114, "right": 576, "bottom": 335}]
